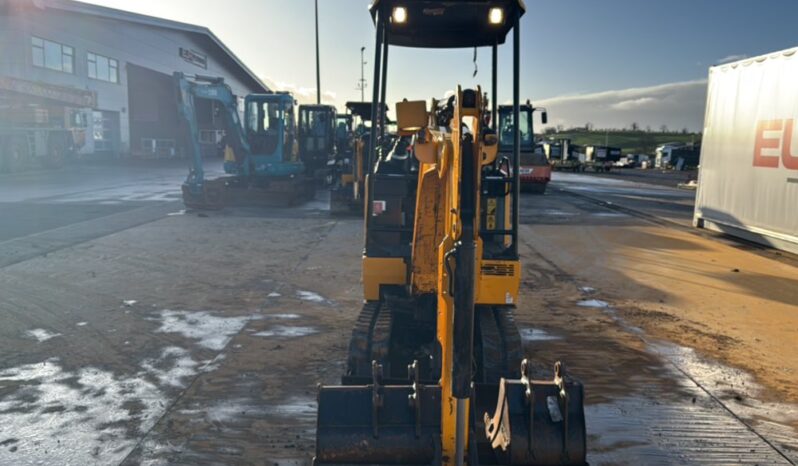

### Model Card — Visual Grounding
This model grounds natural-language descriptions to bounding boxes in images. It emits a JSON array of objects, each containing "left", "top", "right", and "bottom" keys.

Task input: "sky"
[{"left": 81, "top": 0, "right": 798, "bottom": 131}]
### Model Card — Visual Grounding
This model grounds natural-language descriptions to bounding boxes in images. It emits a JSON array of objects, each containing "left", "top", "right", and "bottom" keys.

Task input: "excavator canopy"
[
  {"left": 345, "top": 101, "right": 388, "bottom": 122},
  {"left": 369, "top": 0, "right": 526, "bottom": 48}
]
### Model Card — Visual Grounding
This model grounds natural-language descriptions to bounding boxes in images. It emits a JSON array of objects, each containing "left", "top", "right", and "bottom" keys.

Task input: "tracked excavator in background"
[
  {"left": 174, "top": 73, "right": 314, "bottom": 209},
  {"left": 314, "top": 1, "right": 586, "bottom": 465},
  {"left": 298, "top": 104, "right": 338, "bottom": 179},
  {"left": 329, "top": 101, "right": 389, "bottom": 214}
]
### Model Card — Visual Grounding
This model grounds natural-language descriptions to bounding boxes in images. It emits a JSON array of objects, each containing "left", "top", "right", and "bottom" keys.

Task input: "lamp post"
[
  {"left": 358, "top": 46, "right": 368, "bottom": 102},
  {"left": 315, "top": 0, "right": 321, "bottom": 104}
]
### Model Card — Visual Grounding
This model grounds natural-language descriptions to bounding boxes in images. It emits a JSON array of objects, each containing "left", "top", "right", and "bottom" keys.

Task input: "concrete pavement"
[{"left": 0, "top": 165, "right": 796, "bottom": 465}]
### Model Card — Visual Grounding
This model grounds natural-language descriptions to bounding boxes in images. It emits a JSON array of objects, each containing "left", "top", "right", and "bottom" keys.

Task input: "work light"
[
  {"left": 489, "top": 7, "right": 504, "bottom": 25},
  {"left": 393, "top": 6, "right": 407, "bottom": 23}
]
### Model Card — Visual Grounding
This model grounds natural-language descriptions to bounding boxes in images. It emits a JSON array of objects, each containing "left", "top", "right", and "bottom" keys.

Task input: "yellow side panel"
[
  {"left": 363, "top": 257, "right": 407, "bottom": 301},
  {"left": 341, "top": 174, "right": 354, "bottom": 185},
  {"left": 411, "top": 165, "right": 444, "bottom": 295},
  {"left": 476, "top": 260, "right": 521, "bottom": 306}
]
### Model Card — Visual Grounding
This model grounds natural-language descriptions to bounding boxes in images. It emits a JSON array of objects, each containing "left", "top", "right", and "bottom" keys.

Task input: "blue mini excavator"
[{"left": 174, "top": 73, "right": 314, "bottom": 209}]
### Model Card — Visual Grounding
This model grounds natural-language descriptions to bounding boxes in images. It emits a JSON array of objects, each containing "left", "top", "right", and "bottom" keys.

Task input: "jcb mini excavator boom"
[{"left": 315, "top": 1, "right": 586, "bottom": 464}]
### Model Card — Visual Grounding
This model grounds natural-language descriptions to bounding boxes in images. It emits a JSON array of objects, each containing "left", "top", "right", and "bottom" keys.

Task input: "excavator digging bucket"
[
  {"left": 315, "top": 365, "right": 586, "bottom": 465},
  {"left": 315, "top": 383, "right": 442, "bottom": 465},
  {"left": 479, "top": 362, "right": 587, "bottom": 466}
]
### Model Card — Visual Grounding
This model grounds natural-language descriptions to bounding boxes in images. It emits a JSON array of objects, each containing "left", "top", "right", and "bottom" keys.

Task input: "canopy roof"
[
  {"left": 369, "top": 0, "right": 526, "bottom": 48},
  {"left": 346, "top": 101, "right": 389, "bottom": 121}
]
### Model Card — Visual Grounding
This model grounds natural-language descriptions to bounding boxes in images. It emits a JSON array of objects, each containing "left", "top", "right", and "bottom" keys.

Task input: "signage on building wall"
[
  {"left": 179, "top": 48, "right": 208, "bottom": 69},
  {"left": 0, "top": 75, "right": 96, "bottom": 107}
]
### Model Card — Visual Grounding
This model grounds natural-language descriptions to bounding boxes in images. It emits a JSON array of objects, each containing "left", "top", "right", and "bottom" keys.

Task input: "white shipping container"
[{"left": 695, "top": 47, "right": 798, "bottom": 254}]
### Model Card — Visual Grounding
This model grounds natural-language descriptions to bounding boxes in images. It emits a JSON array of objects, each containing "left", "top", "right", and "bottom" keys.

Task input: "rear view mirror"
[{"left": 541, "top": 111, "right": 548, "bottom": 125}]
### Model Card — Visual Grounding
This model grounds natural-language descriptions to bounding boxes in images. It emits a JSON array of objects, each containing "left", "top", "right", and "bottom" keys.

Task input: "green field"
[{"left": 543, "top": 130, "right": 701, "bottom": 155}]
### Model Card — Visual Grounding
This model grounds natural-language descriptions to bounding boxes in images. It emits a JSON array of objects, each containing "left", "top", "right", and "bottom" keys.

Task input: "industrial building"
[{"left": 0, "top": 0, "right": 268, "bottom": 170}]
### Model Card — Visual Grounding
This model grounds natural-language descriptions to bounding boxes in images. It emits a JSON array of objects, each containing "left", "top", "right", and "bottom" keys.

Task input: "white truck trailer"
[{"left": 694, "top": 47, "right": 798, "bottom": 254}]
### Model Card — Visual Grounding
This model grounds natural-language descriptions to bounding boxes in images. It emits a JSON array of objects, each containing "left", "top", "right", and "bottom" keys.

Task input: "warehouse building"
[{"left": 0, "top": 0, "right": 268, "bottom": 170}]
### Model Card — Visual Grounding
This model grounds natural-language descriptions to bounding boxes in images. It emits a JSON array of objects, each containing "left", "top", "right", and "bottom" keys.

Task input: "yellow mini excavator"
[{"left": 315, "top": 1, "right": 586, "bottom": 464}]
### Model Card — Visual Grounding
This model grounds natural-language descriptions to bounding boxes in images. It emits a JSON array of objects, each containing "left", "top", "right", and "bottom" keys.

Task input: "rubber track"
[
  {"left": 477, "top": 307, "right": 505, "bottom": 384},
  {"left": 346, "top": 301, "right": 380, "bottom": 378},
  {"left": 370, "top": 300, "right": 394, "bottom": 375},
  {"left": 495, "top": 306, "right": 524, "bottom": 379}
]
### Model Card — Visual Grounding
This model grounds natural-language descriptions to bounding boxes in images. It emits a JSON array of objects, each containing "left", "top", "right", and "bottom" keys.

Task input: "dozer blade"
[
  {"left": 182, "top": 178, "right": 227, "bottom": 210},
  {"left": 183, "top": 176, "right": 315, "bottom": 209},
  {"left": 225, "top": 176, "right": 316, "bottom": 207}
]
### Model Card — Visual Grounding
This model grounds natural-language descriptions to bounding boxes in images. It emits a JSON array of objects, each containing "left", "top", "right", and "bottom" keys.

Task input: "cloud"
[
  {"left": 611, "top": 97, "right": 658, "bottom": 110},
  {"left": 261, "top": 77, "right": 338, "bottom": 106},
  {"left": 535, "top": 79, "right": 707, "bottom": 132},
  {"left": 716, "top": 54, "right": 747, "bottom": 65}
]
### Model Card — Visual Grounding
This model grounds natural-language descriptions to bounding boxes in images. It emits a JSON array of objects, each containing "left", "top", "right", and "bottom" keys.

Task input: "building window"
[
  {"left": 31, "top": 36, "right": 73, "bottom": 73},
  {"left": 199, "top": 129, "right": 224, "bottom": 145},
  {"left": 87, "top": 52, "right": 119, "bottom": 83}
]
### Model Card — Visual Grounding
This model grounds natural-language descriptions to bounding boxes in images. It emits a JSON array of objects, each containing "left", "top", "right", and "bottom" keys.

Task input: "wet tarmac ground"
[{"left": 0, "top": 164, "right": 796, "bottom": 465}]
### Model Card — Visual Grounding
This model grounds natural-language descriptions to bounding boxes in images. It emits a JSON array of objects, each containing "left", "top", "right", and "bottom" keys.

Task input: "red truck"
[{"left": 498, "top": 102, "right": 550, "bottom": 193}]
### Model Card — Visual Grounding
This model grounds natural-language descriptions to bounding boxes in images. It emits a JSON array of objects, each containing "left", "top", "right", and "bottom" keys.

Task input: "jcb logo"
[{"left": 754, "top": 118, "right": 798, "bottom": 169}]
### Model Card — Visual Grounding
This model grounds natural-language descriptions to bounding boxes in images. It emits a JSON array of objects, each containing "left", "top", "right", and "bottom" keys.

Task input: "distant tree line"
[{"left": 543, "top": 122, "right": 699, "bottom": 136}]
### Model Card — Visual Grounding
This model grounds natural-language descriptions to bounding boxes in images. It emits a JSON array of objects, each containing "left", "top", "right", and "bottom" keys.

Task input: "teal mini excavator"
[{"left": 174, "top": 73, "right": 315, "bottom": 209}]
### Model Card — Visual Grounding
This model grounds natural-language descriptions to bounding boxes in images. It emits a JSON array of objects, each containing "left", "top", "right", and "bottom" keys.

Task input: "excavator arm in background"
[{"left": 173, "top": 72, "right": 250, "bottom": 201}]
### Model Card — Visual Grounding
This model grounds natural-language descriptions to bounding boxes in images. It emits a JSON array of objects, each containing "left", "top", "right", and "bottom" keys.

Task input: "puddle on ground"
[
  {"left": 578, "top": 298, "right": 798, "bottom": 464},
  {"left": 166, "top": 210, "right": 186, "bottom": 216},
  {"left": 123, "top": 299, "right": 137, "bottom": 307},
  {"left": 136, "top": 439, "right": 185, "bottom": 466},
  {"left": 0, "top": 359, "right": 166, "bottom": 466},
  {"left": 199, "top": 353, "right": 226, "bottom": 373},
  {"left": 577, "top": 299, "right": 610, "bottom": 308},
  {"left": 649, "top": 342, "right": 798, "bottom": 461},
  {"left": 579, "top": 286, "right": 596, "bottom": 294},
  {"left": 253, "top": 326, "right": 318, "bottom": 338},
  {"left": 266, "top": 397, "right": 317, "bottom": 421},
  {"left": 140, "top": 346, "right": 199, "bottom": 388},
  {"left": 24, "top": 328, "right": 61, "bottom": 342},
  {"left": 153, "top": 310, "right": 252, "bottom": 351},
  {"left": 541, "top": 209, "right": 578, "bottom": 216},
  {"left": 520, "top": 328, "right": 562, "bottom": 341},
  {"left": 592, "top": 211, "right": 629, "bottom": 218},
  {"left": 263, "top": 313, "right": 301, "bottom": 319},
  {"left": 194, "top": 398, "right": 266, "bottom": 423},
  {"left": 76, "top": 322, "right": 88, "bottom": 327},
  {"left": 587, "top": 391, "right": 793, "bottom": 465},
  {"left": 267, "top": 292, "right": 281, "bottom": 298},
  {"left": 296, "top": 290, "right": 327, "bottom": 303}
]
